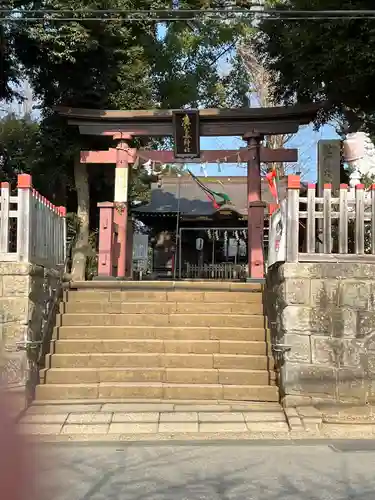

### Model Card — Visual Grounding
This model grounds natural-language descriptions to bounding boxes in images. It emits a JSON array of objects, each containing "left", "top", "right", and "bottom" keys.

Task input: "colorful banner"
[
  {"left": 187, "top": 170, "right": 231, "bottom": 209},
  {"left": 268, "top": 199, "right": 286, "bottom": 267}
]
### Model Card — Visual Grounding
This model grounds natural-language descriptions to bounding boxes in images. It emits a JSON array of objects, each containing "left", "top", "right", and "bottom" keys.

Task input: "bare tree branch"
[{"left": 237, "top": 42, "right": 295, "bottom": 176}]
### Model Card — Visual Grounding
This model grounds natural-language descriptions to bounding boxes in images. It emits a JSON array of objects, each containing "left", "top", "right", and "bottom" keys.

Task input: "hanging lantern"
[
  {"left": 236, "top": 152, "right": 242, "bottom": 169},
  {"left": 132, "top": 156, "right": 140, "bottom": 170},
  {"left": 196, "top": 237, "right": 204, "bottom": 251},
  {"left": 143, "top": 159, "right": 152, "bottom": 175},
  {"left": 239, "top": 239, "right": 246, "bottom": 256},
  {"left": 200, "top": 161, "right": 208, "bottom": 177}
]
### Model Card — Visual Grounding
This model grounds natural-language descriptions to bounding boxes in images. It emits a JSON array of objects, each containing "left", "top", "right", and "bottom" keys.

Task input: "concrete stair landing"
[
  {"left": 19, "top": 401, "right": 290, "bottom": 438},
  {"left": 36, "top": 281, "right": 278, "bottom": 403}
]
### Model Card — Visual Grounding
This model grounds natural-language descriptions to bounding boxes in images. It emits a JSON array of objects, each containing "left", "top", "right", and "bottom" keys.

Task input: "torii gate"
[{"left": 58, "top": 104, "right": 324, "bottom": 280}]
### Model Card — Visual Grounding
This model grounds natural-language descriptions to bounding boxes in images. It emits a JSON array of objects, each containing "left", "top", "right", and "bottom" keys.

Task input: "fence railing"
[
  {"left": 0, "top": 174, "right": 66, "bottom": 268},
  {"left": 185, "top": 263, "right": 247, "bottom": 280},
  {"left": 285, "top": 175, "right": 375, "bottom": 263}
]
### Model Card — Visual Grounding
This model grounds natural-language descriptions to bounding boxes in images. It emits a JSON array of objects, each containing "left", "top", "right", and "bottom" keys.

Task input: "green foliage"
[
  {"left": 0, "top": 112, "right": 75, "bottom": 204},
  {"left": 2, "top": 0, "right": 251, "bottom": 112},
  {"left": 255, "top": 0, "right": 375, "bottom": 132},
  {"left": 1, "top": 0, "right": 252, "bottom": 185},
  {"left": 0, "top": 1, "right": 252, "bottom": 278},
  {"left": 14, "top": 1, "right": 155, "bottom": 110},
  {"left": 0, "top": 113, "right": 40, "bottom": 180}
]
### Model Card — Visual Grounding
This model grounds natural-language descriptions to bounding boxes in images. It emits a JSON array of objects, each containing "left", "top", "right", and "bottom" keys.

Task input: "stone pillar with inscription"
[
  {"left": 317, "top": 140, "right": 342, "bottom": 251},
  {"left": 317, "top": 140, "right": 342, "bottom": 196}
]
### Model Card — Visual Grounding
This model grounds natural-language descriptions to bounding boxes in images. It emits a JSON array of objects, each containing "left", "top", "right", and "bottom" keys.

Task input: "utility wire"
[
  {"left": 2, "top": 8, "right": 375, "bottom": 15},
  {"left": 3, "top": 15, "right": 375, "bottom": 22},
  {"left": 2, "top": 8, "right": 375, "bottom": 22}
]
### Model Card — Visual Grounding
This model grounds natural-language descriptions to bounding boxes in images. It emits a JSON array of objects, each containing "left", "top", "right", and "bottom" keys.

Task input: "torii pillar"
[
  {"left": 244, "top": 133, "right": 266, "bottom": 280},
  {"left": 81, "top": 133, "right": 135, "bottom": 278},
  {"left": 113, "top": 134, "right": 131, "bottom": 278}
]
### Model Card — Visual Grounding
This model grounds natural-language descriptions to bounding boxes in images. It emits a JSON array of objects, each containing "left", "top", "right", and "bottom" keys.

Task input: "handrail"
[{"left": 14, "top": 238, "right": 73, "bottom": 402}]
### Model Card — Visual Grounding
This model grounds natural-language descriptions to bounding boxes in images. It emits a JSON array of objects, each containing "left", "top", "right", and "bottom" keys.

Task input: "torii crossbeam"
[{"left": 58, "top": 103, "right": 325, "bottom": 280}]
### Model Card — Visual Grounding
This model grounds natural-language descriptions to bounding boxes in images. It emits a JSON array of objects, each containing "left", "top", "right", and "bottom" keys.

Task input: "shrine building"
[{"left": 132, "top": 174, "right": 289, "bottom": 280}]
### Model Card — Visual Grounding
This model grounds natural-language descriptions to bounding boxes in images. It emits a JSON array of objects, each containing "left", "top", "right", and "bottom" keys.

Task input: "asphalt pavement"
[{"left": 31, "top": 440, "right": 375, "bottom": 500}]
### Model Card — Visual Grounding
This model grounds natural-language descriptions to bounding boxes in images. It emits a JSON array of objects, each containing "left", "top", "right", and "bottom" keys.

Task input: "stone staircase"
[{"left": 35, "top": 282, "right": 278, "bottom": 402}]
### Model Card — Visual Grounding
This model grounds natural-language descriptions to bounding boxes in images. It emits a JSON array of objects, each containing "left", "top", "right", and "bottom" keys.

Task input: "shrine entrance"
[
  {"left": 58, "top": 104, "right": 323, "bottom": 281},
  {"left": 179, "top": 227, "right": 248, "bottom": 280}
]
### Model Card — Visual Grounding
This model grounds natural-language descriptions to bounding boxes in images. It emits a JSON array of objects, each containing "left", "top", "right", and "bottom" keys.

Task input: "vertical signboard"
[
  {"left": 268, "top": 199, "right": 286, "bottom": 267},
  {"left": 132, "top": 234, "right": 148, "bottom": 260},
  {"left": 173, "top": 110, "right": 200, "bottom": 158}
]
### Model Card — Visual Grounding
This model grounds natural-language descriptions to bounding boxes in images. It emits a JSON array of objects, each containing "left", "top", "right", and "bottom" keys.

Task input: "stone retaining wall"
[
  {"left": 0, "top": 262, "right": 60, "bottom": 414},
  {"left": 266, "top": 262, "right": 375, "bottom": 406}
]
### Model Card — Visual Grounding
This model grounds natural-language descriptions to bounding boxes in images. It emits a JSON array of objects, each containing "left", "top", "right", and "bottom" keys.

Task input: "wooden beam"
[
  {"left": 80, "top": 149, "right": 136, "bottom": 163},
  {"left": 75, "top": 120, "right": 302, "bottom": 137},
  {"left": 298, "top": 253, "right": 375, "bottom": 263},
  {"left": 80, "top": 148, "right": 298, "bottom": 164},
  {"left": 58, "top": 102, "right": 326, "bottom": 121},
  {"left": 140, "top": 148, "right": 297, "bottom": 163}
]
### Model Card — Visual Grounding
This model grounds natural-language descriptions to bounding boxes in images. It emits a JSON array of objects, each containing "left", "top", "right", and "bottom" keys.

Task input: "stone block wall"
[
  {"left": 266, "top": 262, "right": 375, "bottom": 406},
  {"left": 0, "top": 262, "right": 60, "bottom": 413}
]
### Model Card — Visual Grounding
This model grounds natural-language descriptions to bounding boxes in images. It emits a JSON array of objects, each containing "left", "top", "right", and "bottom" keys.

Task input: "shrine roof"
[{"left": 133, "top": 175, "right": 290, "bottom": 217}]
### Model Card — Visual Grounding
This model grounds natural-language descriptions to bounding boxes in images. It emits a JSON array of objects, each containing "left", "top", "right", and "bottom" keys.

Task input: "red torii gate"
[{"left": 58, "top": 104, "right": 324, "bottom": 280}]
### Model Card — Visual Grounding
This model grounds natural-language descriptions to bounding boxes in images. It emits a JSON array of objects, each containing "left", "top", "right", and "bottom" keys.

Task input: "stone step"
[
  {"left": 67, "top": 290, "right": 263, "bottom": 303},
  {"left": 60, "top": 313, "right": 265, "bottom": 328},
  {"left": 26, "top": 400, "right": 283, "bottom": 412},
  {"left": 70, "top": 281, "right": 263, "bottom": 292},
  {"left": 49, "top": 353, "right": 269, "bottom": 370},
  {"left": 53, "top": 339, "right": 268, "bottom": 355},
  {"left": 56, "top": 326, "right": 268, "bottom": 341},
  {"left": 35, "top": 382, "right": 279, "bottom": 401},
  {"left": 45, "top": 368, "right": 273, "bottom": 385},
  {"left": 62, "top": 301, "right": 264, "bottom": 315}
]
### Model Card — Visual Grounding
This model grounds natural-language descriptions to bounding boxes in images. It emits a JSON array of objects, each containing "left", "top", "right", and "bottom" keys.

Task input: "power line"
[
  {"left": 3, "top": 8, "right": 375, "bottom": 16},
  {"left": 2, "top": 16, "right": 375, "bottom": 22},
  {"left": 2, "top": 8, "right": 375, "bottom": 14},
  {"left": 2, "top": 8, "right": 375, "bottom": 23}
]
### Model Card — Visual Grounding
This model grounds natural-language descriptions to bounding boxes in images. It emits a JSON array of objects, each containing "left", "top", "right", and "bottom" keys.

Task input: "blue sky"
[
  {"left": 3, "top": 21, "right": 340, "bottom": 184},
  {"left": 2, "top": 82, "right": 340, "bottom": 184},
  {"left": 155, "top": 25, "right": 341, "bottom": 183},
  {"left": 188, "top": 123, "right": 340, "bottom": 182}
]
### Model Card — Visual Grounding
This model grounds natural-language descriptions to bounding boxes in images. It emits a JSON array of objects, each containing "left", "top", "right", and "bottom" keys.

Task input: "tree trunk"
[{"left": 71, "top": 155, "right": 90, "bottom": 281}]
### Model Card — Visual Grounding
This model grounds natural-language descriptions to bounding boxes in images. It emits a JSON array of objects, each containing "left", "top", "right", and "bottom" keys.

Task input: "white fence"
[
  {"left": 0, "top": 174, "right": 66, "bottom": 268},
  {"left": 268, "top": 175, "right": 375, "bottom": 267}
]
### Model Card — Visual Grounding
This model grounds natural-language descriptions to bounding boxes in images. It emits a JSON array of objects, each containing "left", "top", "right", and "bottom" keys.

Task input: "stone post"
[
  {"left": 114, "top": 135, "right": 131, "bottom": 278},
  {"left": 97, "top": 202, "right": 115, "bottom": 277}
]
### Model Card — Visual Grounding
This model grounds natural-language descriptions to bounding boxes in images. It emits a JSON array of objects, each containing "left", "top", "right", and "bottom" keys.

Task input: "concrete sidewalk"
[
  {"left": 19, "top": 401, "right": 291, "bottom": 440},
  {"left": 17, "top": 400, "right": 375, "bottom": 441},
  {"left": 33, "top": 441, "right": 375, "bottom": 500}
]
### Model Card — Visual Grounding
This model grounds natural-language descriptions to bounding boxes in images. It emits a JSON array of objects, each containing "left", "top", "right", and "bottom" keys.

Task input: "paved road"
[{"left": 34, "top": 441, "right": 375, "bottom": 500}]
